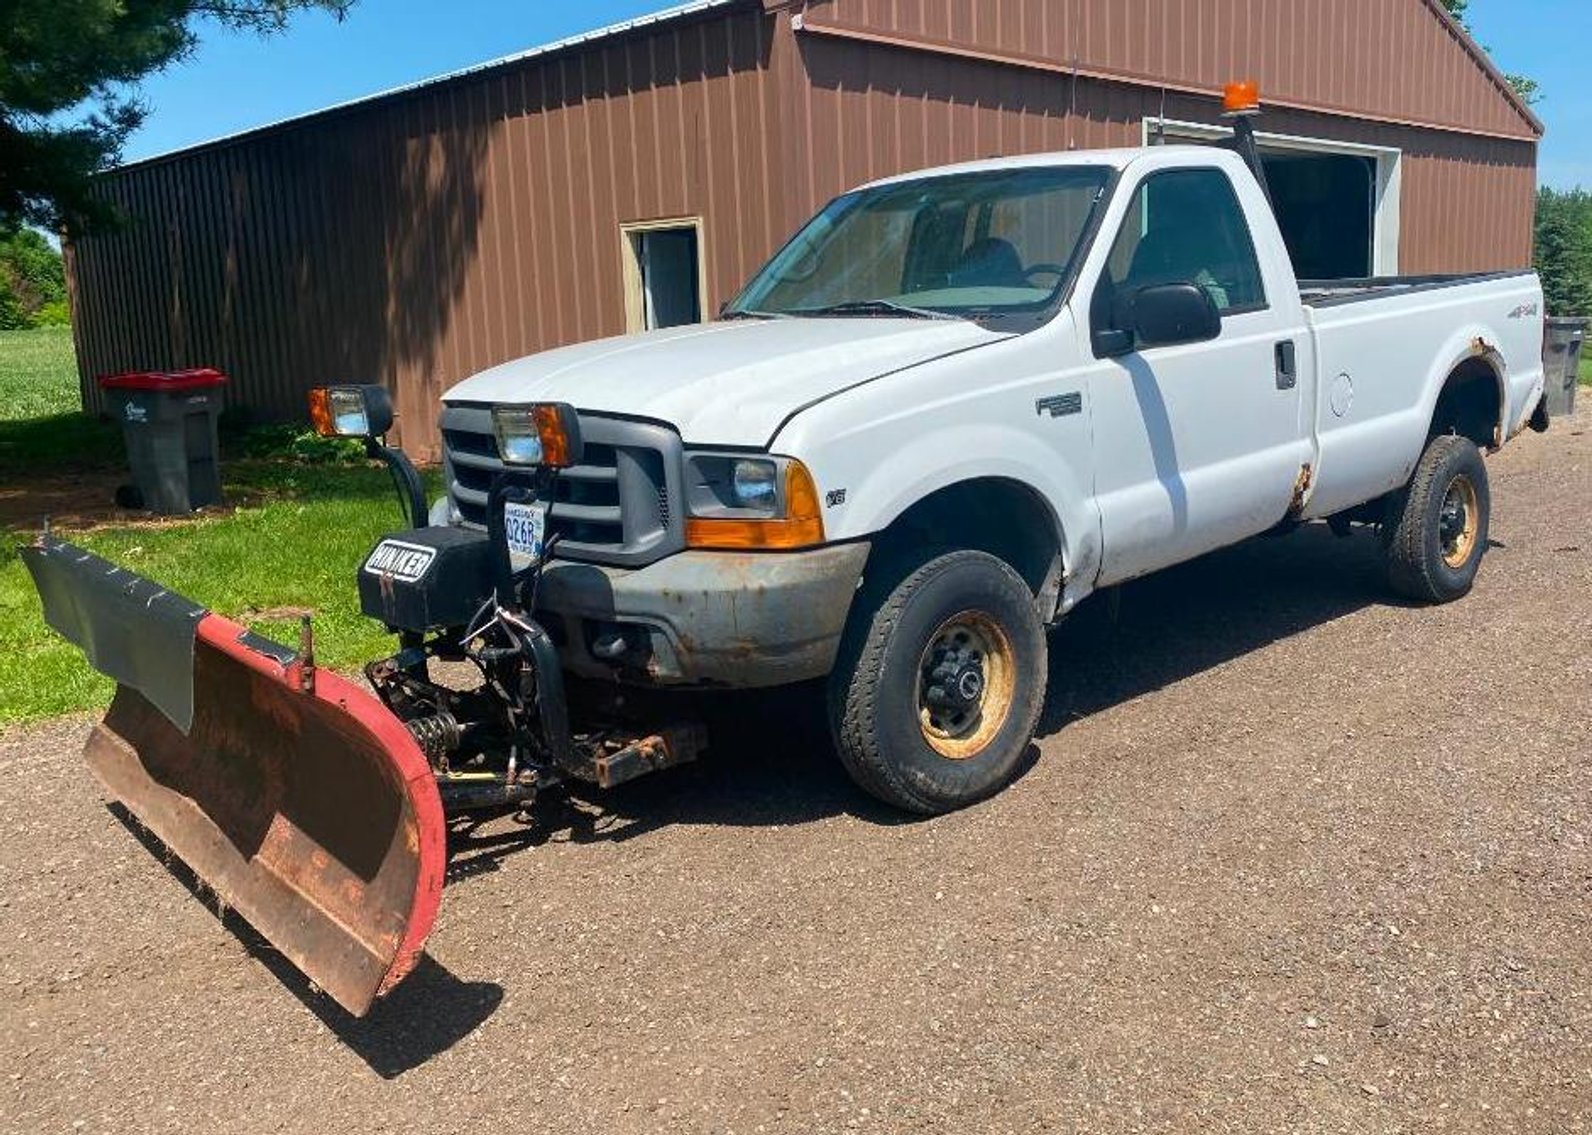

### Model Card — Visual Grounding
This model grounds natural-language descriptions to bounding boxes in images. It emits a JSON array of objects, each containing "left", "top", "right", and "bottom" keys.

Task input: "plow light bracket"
[
  {"left": 309, "top": 384, "right": 395, "bottom": 440},
  {"left": 308, "top": 384, "right": 427, "bottom": 531},
  {"left": 492, "top": 403, "right": 584, "bottom": 469}
]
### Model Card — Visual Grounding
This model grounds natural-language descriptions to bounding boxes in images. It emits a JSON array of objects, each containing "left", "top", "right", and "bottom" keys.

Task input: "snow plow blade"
[{"left": 21, "top": 537, "right": 446, "bottom": 1017}]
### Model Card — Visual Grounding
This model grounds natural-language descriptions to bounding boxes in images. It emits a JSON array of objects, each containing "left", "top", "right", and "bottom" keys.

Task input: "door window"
[{"left": 1101, "top": 168, "right": 1266, "bottom": 316}]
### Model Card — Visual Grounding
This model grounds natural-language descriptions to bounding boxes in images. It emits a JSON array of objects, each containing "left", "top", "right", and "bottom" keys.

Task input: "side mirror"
[
  {"left": 1092, "top": 327, "right": 1135, "bottom": 358},
  {"left": 1131, "top": 283, "right": 1222, "bottom": 349},
  {"left": 308, "top": 384, "right": 394, "bottom": 439}
]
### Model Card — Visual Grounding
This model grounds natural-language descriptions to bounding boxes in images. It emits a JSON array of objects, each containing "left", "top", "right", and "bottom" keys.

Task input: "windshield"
[{"left": 728, "top": 165, "right": 1111, "bottom": 322}]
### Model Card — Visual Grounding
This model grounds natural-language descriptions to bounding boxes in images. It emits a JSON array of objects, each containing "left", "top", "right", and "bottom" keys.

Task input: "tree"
[
  {"left": 1436, "top": 0, "right": 1541, "bottom": 106},
  {"left": 0, "top": 226, "right": 67, "bottom": 329},
  {"left": 1535, "top": 189, "right": 1592, "bottom": 317},
  {"left": 0, "top": 0, "right": 354, "bottom": 236}
]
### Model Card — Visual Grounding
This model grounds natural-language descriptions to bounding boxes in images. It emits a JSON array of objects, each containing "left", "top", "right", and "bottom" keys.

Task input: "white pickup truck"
[
  {"left": 26, "top": 131, "right": 1550, "bottom": 1014},
  {"left": 437, "top": 142, "right": 1546, "bottom": 813}
]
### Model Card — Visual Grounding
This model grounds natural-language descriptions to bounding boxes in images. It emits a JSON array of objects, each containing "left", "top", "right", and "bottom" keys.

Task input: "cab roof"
[{"left": 859, "top": 145, "right": 1238, "bottom": 190}]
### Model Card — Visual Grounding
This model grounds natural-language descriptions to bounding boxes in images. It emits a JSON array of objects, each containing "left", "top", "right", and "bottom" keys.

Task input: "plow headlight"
[
  {"left": 308, "top": 384, "right": 394, "bottom": 439},
  {"left": 492, "top": 403, "right": 584, "bottom": 468},
  {"left": 684, "top": 455, "right": 825, "bottom": 550}
]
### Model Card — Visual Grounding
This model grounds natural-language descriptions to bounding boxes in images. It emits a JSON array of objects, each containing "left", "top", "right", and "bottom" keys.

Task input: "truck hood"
[{"left": 442, "top": 317, "right": 1011, "bottom": 446}]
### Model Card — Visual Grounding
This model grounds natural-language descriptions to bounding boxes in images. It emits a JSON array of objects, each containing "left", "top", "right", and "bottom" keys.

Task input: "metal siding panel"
[
  {"left": 791, "top": 30, "right": 1534, "bottom": 275},
  {"left": 516, "top": 65, "right": 550, "bottom": 358},
  {"left": 477, "top": 79, "right": 508, "bottom": 372},
  {"left": 572, "top": 55, "right": 606, "bottom": 344},
  {"left": 815, "top": 0, "right": 1536, "bottom": 140}
]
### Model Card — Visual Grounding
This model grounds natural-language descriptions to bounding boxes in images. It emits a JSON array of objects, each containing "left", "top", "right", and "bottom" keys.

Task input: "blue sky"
[{"left": 123, "top": 0, "right": 1589, "bottom": 188}]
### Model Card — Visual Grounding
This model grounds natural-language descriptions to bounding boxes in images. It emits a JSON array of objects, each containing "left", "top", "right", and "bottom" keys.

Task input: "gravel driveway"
[{"left": 3, "top": 407, "right": 1589, "bottom": 1134}]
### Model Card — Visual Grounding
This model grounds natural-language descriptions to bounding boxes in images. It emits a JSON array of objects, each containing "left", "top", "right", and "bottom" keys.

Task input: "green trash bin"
[
  {"left": 97, "top": 368, "right": 227, "bottom": 514},
  {"left": 1543, "top": 317, "right": 1586, "bottom": 419}
]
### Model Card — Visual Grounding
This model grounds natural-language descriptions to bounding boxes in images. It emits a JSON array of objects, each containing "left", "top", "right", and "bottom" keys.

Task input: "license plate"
[{"left": 503, "top": 499, "right": 549, "bottom": 569}]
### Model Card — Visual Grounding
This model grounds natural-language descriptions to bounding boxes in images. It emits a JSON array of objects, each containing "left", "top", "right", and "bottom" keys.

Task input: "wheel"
[
  {"left": 828, "top": 549, "right": 1047, "bottom": 814},
  {"left": 1382, "top": 433, "right": 1491, "bottom": 603}
]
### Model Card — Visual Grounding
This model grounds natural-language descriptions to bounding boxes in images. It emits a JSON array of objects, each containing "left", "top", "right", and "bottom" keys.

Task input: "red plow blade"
[{"left": 23, "top": 538, "right": 445, "bottom": 1016}]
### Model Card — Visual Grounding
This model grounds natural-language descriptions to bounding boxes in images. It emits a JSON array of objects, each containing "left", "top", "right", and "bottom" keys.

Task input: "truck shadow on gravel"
[
  {"left": 448, "top": 523, "right": 1397, "bottom": 879},
  {"left": 106, "top": 524, "right": 1400, "bottom": 1074},
  {"left": 107, "top": 802, "right": 505, "bottom": 1080},
  {"left": 1036, "top": 522, "right": 1393, "bottom": 737}
]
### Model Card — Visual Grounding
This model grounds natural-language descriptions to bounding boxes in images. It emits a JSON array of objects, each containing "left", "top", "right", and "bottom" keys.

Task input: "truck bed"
[
  {"left": 1299, "top": 270, "right": 1536, "bottom": 309},
  {"left": 1298, "top": 267, "right": 1545, "bottom": 522}
]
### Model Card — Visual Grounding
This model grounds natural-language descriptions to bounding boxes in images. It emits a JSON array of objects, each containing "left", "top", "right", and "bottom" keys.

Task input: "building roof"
[
  {"left": 120, "top": 0, "right": 1540, "bottom": 173},
  {"left": 119, "top": 0, "right": 750, "bottom": 170}
]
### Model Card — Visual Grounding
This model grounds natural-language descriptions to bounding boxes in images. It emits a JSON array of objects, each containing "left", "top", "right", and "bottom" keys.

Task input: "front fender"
[{"left": 804, "top": 420, "right": 1101, "bottom": 597}]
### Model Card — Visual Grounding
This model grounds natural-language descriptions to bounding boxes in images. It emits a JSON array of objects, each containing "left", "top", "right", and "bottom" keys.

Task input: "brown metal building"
[{"left": 65, "top": 0, "right": 1543, "bottom": 455}]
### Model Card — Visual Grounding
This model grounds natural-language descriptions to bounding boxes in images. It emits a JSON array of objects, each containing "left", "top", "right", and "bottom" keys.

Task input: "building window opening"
[
  {"left": 622, "top": 221, "right": 703, "bottom": 331},
  {"left": 1260, "top": 152, "right": 1377, "bottom": 280}
]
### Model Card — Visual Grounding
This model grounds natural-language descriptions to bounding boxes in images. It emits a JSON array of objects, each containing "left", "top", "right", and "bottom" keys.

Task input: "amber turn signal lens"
[
  {"left": 1222, "top": 79, "right": 1261, "bottom": 115},
  {"left": 532, "top": 404, "right": 575, "bottom": 468},
  {"left": 685, "top": 461, "right": 827, "bottom": 550},
  {"left": 307, "top": 387, "right": 335, "bottom": 437}
]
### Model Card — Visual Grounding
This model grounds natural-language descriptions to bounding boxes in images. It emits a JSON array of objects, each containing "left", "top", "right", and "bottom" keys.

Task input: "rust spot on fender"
[{"left": 1288, "top": 463, "right": 1315, "bottom": 515}]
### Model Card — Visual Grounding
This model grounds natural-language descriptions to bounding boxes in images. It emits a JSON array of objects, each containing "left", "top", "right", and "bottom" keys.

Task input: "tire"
[
  {"left": 1382, "top": 433, "right": 1491, "bottom": 603},
  {"left": 828, "top": 549, "right": 1047, "bottom": 814}
]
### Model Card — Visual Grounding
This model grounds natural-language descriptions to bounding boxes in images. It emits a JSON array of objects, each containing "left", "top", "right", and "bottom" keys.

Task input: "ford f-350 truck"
[{"left": 25, "top": 112, "right": 1549, "bottom": 1014}]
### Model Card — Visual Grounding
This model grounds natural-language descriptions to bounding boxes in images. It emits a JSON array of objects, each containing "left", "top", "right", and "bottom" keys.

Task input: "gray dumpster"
[
  {"left": 1543, "top": 317, "right": 1586, "bottom": 419},
  {"left": 97, "top": 368, "right": 227, "bottom": 514}
]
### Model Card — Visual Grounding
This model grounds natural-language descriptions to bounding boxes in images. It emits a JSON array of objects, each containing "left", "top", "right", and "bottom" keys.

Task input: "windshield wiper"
[
  {"left": 792, "top": 299, "right": 962, "bottom": 321},
  {"left": 719, "top": 308, "right": 791, "bottom": 321}
]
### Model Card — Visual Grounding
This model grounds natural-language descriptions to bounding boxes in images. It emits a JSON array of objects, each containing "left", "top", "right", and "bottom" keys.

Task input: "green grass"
[
  {"left": 0, "top": 463, "right": 440, "bottom": 723},
  {"left": 0, "top": 327, "right": 81, "bottom": 419},
  {"left": 0, "top": 325, "right": 124, "bottom": 474},
  {"left": 1580, "top": 352, "right": 1591, "bottom": 386},
  {"left": 0, "top": 327, "right": 440, "bottom": 725}
]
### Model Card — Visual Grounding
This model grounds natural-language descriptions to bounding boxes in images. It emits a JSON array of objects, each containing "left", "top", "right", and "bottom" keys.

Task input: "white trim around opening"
[
  {"left": 619, "top": 216, "right": 709, "bottom": 333},
  {"left": 1143, "top": 117, "right": 1403, "bottom": 277}
]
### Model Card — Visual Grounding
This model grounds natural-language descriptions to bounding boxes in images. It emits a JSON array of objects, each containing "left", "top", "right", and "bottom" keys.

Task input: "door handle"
[{"left": 1275, "top": 340, "right": 1297, "bottom": 391}]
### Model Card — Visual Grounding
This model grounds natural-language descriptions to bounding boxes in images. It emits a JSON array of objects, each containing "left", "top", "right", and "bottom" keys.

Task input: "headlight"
[
  {"left": 307, "top": 384, "right": 394, "bottom": 439},
  {"left": 491, "top": 403, "right": 584, "bottom": 468},
  {"left": 684, "top": 454, "right": 825, "bottom": 549},
  {"left": 492, "top": 409, "right": 543, "bottom": 465},
  {"left": 731, "top": 459, "right": 778, "bottom": 510}
]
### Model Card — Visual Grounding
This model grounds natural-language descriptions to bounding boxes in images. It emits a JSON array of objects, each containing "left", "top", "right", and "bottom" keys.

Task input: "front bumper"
[{"left": 535, "top": 542, "right": 871, "bottom": 688}]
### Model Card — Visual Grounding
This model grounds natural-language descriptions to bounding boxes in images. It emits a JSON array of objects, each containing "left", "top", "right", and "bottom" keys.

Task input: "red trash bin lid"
[{"left": 97, "top": 367, "right": 228, "bottom": 392}]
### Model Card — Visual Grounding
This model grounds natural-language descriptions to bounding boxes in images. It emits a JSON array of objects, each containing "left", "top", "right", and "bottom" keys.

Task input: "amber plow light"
[
  {"left": 308, "top": 385, "right": 395, "bottom": 439},
  {"left": 685, "top": 461, "right": 827, "bottom": 550},
  {"left": 1222, "top": 80, "right": 1262, "bottom": 116},
  {"left": 491, "top": 402, "right": 585, "bottom": 468}
]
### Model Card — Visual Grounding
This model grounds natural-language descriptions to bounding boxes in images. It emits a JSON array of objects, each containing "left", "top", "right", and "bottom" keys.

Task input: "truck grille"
[{"left": 440, "top": 404, "right": 685, "bottom": 568}]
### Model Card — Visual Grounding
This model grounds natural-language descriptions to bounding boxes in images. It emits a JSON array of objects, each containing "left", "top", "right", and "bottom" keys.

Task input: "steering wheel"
[{"left": 1024, "top": 263, "right": 1069, "bottom": 285}]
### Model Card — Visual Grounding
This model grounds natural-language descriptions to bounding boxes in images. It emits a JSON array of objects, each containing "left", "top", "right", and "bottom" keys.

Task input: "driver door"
[{"left": 1083, "top": 166, "right": 1311, "bottom": 585}]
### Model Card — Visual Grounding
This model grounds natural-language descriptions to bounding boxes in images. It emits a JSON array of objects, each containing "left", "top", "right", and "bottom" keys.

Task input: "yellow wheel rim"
[
  {"left": 1439, "top": 474, "right": 1480, "bottom": 569},
  {"left": 917, "top": 610, "right": 1016, "bottom": 760}
]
